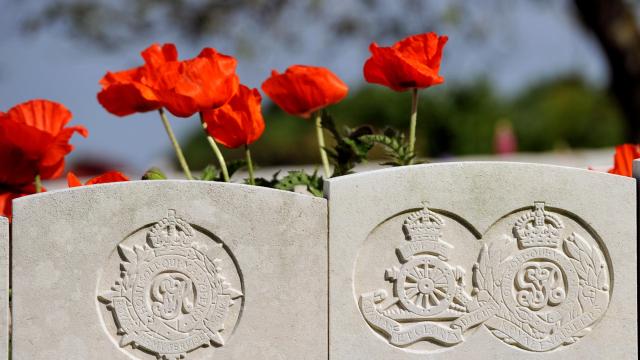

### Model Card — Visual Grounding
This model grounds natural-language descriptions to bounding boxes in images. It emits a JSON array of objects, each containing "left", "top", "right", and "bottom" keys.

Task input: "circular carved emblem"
[
  {"left": 98, "top": 210, "right": 243, "bottom": 360},
  {"left": 474, "top": 202, "right": 611, "bottom": 351},
  {"left": 356, "top": 205, "right": 476, "bottom": 351}
]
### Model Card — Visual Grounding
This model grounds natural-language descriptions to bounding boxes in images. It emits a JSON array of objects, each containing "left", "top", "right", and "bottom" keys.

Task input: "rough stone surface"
[
  {"left": 11, "top": 181, "right": 327, "bottom": 360},
  {"left": 325, "top": 162, "right": 637, "bottom": 359},
  {"left": 0, "top": 217, "right": 7, "bottom": 360}
]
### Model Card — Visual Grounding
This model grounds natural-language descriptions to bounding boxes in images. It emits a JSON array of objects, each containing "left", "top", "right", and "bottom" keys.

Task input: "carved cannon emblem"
[
  {"left": 360, "top": 206, "right": 473, "bottom": 346},
  {"left": 99, "top": 210, "right": 243, "bottom": 360}
]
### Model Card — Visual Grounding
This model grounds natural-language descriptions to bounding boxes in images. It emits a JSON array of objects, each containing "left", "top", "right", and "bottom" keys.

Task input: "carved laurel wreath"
[{"left": 473, "top": 232, "right": 607, "bottom": 346}]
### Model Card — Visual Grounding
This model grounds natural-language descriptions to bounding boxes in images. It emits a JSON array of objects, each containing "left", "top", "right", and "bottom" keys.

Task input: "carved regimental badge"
[
  {"left": 99, "top": 210, "right": 243, "bottom": 360},
  {"left": 358, "top": 202, "right": 612, "bottom": 353},
  {"left": 360, "top": 206, "right": 475, "bottom": 346},
  {"left": 459, "top": 202, "right": 611, "bottom": 351}
]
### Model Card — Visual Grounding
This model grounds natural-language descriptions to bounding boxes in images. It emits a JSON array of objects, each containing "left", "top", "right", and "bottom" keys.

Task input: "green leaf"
[
  {"left": 198, "top": 161, "right": 249, "bottom": 182},
  {"left": 253, "top": 171, "right": 281, "bottom": 188},
  {"left": 275, "top": 170, "right": 323, "bottom": 197},
  {"left": 141, "top": 167, "right": 167, "bottom": 180},
  {"left": 200, "top": 164, "right": 218, "bottom": 181},
  {"left": 360, "top": 127, "right": 415, "bottom": 166},
  {"left": 320, "top": 110, "right": 373, "bottom": 177}
]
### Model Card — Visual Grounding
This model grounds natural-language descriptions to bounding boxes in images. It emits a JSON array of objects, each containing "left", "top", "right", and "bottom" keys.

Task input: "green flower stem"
[
  {"left": 205, "top": 135, "right": 230, "bottom": 182},
  {"left": 314, "top": 111, "right": 331, "bottom": 178},
  {"left": 199, "top": 115, "right": 229, "bottom": 182},
  {"left": 158, "top": 108, "right": 193, "bottom": 180},
  {"left": 409, "top": 88, "right": 419, "bottom": 163},
  {"left": 34, "top": 174, "right": 42, "bottom": 193},
  {"left": 245, "top": 145, "right": 255, "bottom": 185}
]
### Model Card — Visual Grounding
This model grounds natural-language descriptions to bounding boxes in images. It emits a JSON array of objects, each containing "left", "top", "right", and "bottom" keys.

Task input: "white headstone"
[
  {"left": 325, "top": 162, "right": 637, "bottom": 359},
  {"left": 11, "top": 181, "right": 327, "bottom": 360},
  {"left": 0, "top": 216, "right": 7, "bottom": 360}
]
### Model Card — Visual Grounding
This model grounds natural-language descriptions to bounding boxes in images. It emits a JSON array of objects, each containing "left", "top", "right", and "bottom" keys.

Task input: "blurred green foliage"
[
  {"left": 510, "top": 76, "right": 625, "bottom": 151},
  {"left": 182, "top": 75, "right": 625, "bottom": 169}
]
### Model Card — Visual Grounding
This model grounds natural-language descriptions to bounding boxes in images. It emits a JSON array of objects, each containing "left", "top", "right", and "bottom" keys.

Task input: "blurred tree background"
[{"left": 17, "top": 0, "right": 639, "bottom": 169}]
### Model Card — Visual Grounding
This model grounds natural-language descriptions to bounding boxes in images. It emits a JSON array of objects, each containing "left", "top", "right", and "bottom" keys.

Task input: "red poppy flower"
[
  {"left": 0, "top": 99, "right": 88, "bottom": 186},
  {"left": 98, "top": 43, "right": 239, "bottom": 118},
  {"left": 363, "top": 32, "right": 448, "bottom": 92},
  {"left": 97, "top": 68, "right": 161, "bottom": 117},
  {"left": 607, "top": 144, "right": 640, "bottom": 177},
  {"left": 0, "top": 184, "right": 41, "bottom": 220},
  {"left": 261, "top": 65, "right": 348, "bottom": 118},
  {"left": 67, "top": 171, "right": 130, "bottom": 187},
  {"left": 202, "top": 84, "right": 265, "bottom": 148},
  {"left": 97, "top": 43, "right": 176, "bottom": 116},
  {"left": 150, "top": 47, "right": 240, "bottom": 117}
]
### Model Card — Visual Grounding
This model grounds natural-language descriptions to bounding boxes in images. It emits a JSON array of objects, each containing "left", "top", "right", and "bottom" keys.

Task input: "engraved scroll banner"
[
  {"left": 451, "top": 293, "right": 500, "bottom": 332},
  {"left": 360, "top": 292, "right": 463, "bottom": 346},
  {"left": 396, "top": 241, "right": 451, "bottom": 262}
]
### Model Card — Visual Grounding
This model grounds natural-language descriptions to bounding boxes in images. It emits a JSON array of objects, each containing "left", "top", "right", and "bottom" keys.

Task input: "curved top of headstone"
[
  {"left": 325, "top": 161, "right": 632, "bottom": 188},
  {"left": 324, "top": 161, "right": 634, "bottom": 255},
  {"left": 13, "top": 179, "right": 324, "bottom": 211}
]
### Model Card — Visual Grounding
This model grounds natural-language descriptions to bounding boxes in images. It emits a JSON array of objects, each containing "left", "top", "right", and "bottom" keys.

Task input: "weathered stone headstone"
[
  {"left": 325, "top": 162, "right": 637, "bottom": 359},
  {"left": 0, "top": 216, "right": 7, "bottom": 360},
  {"left": 11, "top": 181, "right": 327, "bottom": 360}
]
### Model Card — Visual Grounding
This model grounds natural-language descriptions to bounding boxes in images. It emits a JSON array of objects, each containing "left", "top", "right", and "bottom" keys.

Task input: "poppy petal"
[
  {"left": 67, "top": 172, "right": 83, "bottom": 187},
  {"left": 202, "top": 84, "right": 265, "bottom": 148},
  {"left": 261, "top": 65, "right": 348, "bottom": 118},
  {"left": 0, "top": 99, "right": 86, "bottom": 182},
  {"left": 141, "top": 43, "right": 178, "bottom": 69},
  {"left": 363, "top": 32, "right": 448, "bottom": 91},
  {"left": 39, "top": 125, "right": 89, "bottom": 179},
  {"left": 67, "top": 171, "right": 129, "bottom": 188},
  {"left": 5, "top": 99, "right": 72, "bottom": 135},
  {"left": 159, "top": 48, "right": 239, "bottom": 117},
  {"left": 98, "top": 68, "right": 161, "bottom": 116},
  {"left": 0, "top": 184, "right": 41, "bottom": 220},
  {"left": 0, "top": 191, "right": 15, "bottom": 219},
  {"left": 607, "top": 144, "right": 640, "bottom": 177},
  {"left": 86, "top": 171, "right": 130, "bottom": 185}
]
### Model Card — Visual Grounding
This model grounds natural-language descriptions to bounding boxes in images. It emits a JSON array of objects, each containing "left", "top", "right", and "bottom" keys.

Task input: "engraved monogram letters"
[
  {"left": 359, "top": 202, "right": 611, "bottom": 352},
  {"left": 99, "top": 210, "right": 243, "bottom": 360}
]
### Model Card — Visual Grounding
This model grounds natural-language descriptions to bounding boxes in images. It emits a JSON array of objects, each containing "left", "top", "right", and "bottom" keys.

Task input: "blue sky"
[{"left": 0, "top": 0, "right": 607, "bottom": 171}]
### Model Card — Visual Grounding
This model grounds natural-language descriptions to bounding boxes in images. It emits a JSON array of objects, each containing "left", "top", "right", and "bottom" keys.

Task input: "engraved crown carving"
[
  {"left": 402, "top": 206, "right": 444, "bottom": 241},
  {"left": 514, "top": 202, "right": 564, "bottom": 248},
  {"left": 147, "top": 209, "right": 195, "bottom": 248}
]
